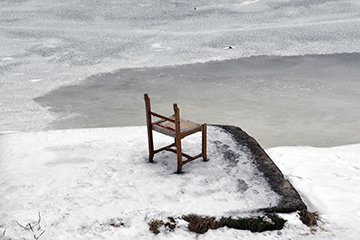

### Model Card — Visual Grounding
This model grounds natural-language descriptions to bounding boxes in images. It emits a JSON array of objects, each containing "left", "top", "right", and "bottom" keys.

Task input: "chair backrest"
[
  {"left": 173, "top": 103, "right": 180, "bottom": 136},
  {"left": 144, "top": 94, "right": 181, "bottom": 131}
]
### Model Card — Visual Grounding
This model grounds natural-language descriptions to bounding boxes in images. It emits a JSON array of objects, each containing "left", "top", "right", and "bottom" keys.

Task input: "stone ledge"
[{"left": 216, "top": 125, "right": 307, "bottom": 213}]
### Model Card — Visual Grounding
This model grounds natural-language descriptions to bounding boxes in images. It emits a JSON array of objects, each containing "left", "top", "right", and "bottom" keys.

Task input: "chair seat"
[{"left": 152, "top": 116, "right": 201, "bottom": 138}]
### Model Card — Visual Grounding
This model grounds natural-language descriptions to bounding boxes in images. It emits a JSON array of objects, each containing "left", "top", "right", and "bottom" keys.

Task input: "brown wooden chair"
[{"left": 144, "top": 94, "right": 207, "bottom": 173}]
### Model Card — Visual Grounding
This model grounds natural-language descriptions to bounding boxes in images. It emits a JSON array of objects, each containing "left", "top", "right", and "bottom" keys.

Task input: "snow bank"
[
  {"left": 1, "top": 126, "right": 279, "bottom": 239},
  {"left": 267, "top": 144, "right": 360, "bottom": 239},
  {"left": 1, "top": 126, "right": 360, "bottom": 239}
]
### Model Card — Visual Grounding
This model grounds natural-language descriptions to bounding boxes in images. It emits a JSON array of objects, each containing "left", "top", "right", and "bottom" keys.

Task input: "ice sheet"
[
  {"left": 35, "top": 54, "right": 360, "bottom": 148},
  {"left": 1, "top": 0, "right": 360, "bottom": 148}
]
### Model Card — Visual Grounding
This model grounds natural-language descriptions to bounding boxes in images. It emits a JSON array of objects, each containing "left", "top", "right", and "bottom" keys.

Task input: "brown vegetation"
[{"left": 299, "top": 209, "right": 320, "bottom": 226}]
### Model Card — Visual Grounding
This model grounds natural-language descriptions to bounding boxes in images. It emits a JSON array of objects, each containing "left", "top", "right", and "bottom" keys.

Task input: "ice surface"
[
  {"left": 1, "top": 0, "right": 360, "bottom": 148},
  {"left": 35, "top": 54, "right": 360, "bottom": 148}
]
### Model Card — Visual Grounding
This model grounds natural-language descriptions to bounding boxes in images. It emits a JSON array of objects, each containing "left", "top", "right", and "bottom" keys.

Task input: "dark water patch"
[{"left": 35, "top": 53, "right": 360, "bottom": 147}]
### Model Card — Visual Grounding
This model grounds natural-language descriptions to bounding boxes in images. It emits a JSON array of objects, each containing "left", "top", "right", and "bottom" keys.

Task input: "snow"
[
  {"left": 0, "top": 126, "right": 277, "bottom": 239},
  {"left": 1, "top": 126, "right": 360, "bottom": 239},
  {"left": 267, "top": 145, "right": 360, "bottom": 238},
  {"left": 1, "top": 0, "right": 360, "bottom": 239}
]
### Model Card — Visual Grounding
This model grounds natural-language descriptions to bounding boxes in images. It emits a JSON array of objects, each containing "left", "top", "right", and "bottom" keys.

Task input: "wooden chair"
[{"left": 144, "top": 94, "right": 207, "bottom": 173}]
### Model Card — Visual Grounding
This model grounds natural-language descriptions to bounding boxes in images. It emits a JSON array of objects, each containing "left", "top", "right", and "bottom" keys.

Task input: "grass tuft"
[
  {"left": 299, "top": 209, "right": 319, "bottom": 226},
  {"left": 183, "top": 215, "right": 216, "bottom": 234},
  {"left": 148, "top": 219, "right": 164, "bottom": 235},
  {"left": 148, "top": 217, "right": 178, "bottom": 234}
]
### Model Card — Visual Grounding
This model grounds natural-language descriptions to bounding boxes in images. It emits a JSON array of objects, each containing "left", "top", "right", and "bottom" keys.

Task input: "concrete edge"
[{"left": 215, "top": 124, "right": 307, "bottom": 213}]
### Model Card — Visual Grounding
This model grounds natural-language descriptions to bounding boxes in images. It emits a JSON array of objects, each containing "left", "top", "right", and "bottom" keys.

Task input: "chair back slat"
[{"left": 150, "top": 112, "right": 175, "bottom": 123}]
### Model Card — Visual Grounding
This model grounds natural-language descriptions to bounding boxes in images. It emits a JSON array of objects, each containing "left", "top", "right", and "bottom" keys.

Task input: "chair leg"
[
  {"left": 173, "top": 103, "right": 183, "bottom": 173},
  {"left": 146, "top": 117, "right": 154, "bottom": 162},
  {"left": 148, "top": 131, "right": 154, "bottom": 162},
  {"left": 175, "top": 137, "right": 183, "bottom": 173},
  {"left": 202, "top": 124, "right": 208, "bottom": 161},
  {"left": 144, "top": 94, "right": 154, "bottom": 162}
]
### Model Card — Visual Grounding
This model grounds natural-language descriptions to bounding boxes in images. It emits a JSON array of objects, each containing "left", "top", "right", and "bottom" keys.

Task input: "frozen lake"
[
  {"left": 1, "top": 0, "right": 360, "bottom": 148},
  {"left": 35, "top": 53, "right": 360, "bottom": 148}
]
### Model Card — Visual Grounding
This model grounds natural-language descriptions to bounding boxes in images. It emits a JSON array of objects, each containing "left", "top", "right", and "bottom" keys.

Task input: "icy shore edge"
[{"left": 217, "top": 125, "right": 307, "bottom": 213}]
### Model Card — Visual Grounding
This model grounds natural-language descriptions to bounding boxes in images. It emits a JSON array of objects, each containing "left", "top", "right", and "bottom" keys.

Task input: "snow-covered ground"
[
  {"left": 267, "top": 144, "right": 360, "bottom": 239},
  {"left": 1, "top": 0, "right": 360, "bottom": 239},
  {"left": 1, "top": 126, "right": 360, "bottom": 239}
]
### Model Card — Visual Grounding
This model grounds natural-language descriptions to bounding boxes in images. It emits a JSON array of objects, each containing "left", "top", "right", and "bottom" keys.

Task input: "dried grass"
[
  {"left": 182, "top": 214, "right": 287, "bottom": 234},
  {"left": 299, "top": 209, "right": 320, "bottom": 226},
  {"left": 148, "top": 219, "right": 164, "bottom": 235},
  {"left": 148, "top": 217, "right": 178, "bottom": 234},
  {"left": 149, "top": 214, "right": 287, "bottom": 235},
  {"left": 182, "top": 214, "right": 216, "bottom": 234}
]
